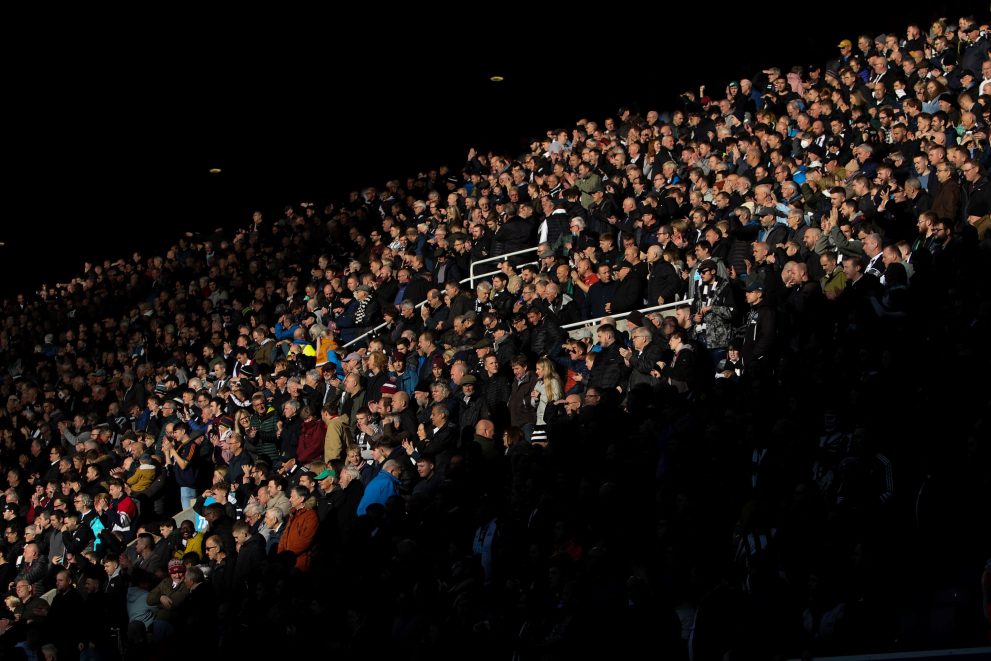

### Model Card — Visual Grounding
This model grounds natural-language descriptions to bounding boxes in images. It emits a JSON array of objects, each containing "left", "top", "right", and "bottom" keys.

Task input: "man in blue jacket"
[{"left": 356, "top": 460, "right": 402, "bottom": 515}]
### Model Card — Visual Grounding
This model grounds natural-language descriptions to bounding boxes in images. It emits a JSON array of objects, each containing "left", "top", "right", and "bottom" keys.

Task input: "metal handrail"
[
  {"left": 469, "top": 246, "right": 539, "bottom": 288},
  {"left": 344, "top": 293, "right": 691, "bottom": 349},
  {"left": 342, "top": 300, "right": 427, "bottom": 349},
  {"left": 467, "top": 261, "right": 538, "bottom": 285},
  {"left": 343, "top": 259, "right": 540, "bottom": 349},
  {"left": 560, "top": 299, "right": 692, "bottom": 332}
]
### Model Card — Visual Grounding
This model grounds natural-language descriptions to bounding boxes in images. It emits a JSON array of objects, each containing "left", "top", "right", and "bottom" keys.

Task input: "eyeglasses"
[{"left": 205, "top": 545, "right": 218, "bottom": 551}]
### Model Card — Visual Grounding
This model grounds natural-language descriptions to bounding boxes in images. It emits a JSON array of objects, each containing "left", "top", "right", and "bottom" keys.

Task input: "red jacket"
[
  {"left": 113, "top": 495, "right": 138, "bottom": 523},
  {"left": 296, "top": 418, "right": 327, "bottom": 465},
  {"left": 277, "top": 506, "right": 318, "bottom": 572}
]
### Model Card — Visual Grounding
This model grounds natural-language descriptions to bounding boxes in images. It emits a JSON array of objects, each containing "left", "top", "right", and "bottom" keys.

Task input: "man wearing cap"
[
  {"left": 610, "top": 260, "right": 646, "bottom": 314},
  {"left": 336, "top": 352, "right": 360, "bottom": 380},
  {"left": 455, "top": 375, "right": 487, "bottom": 435},
  {"left": 756, "top": 207, "right": 791, "bottom": 248},
  {"left": 312, "top": 468, "right": 340, "bottom": 522},
  {"left": 958, "top": 23, "right": 988, "bottom": 77},
  {"left": 691, "top": 260, "right": 735, "bottom": 363},
  {"left": 146, "top": 558, "right": 190, "bottom": 640},
  {"left": 588, "top": 185, "right": 619, "bottom": 234},
  {"left": 741, "top": 282, "right": 776, "bottom": 373},
  {"left": 837, "top": 39, "right": 854, "bottom": 65}
]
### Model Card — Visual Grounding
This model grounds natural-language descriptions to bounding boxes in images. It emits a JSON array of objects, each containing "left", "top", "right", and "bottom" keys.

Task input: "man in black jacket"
[
  {"left": 584, "top": 264, "right": 616, "bottom": 319},
  {"left": 416, "top": 332, "right": 443, "bottom": 386},
  {"left": 421, "top": 405, "right": 458, "bottom": 477},
  {"left": 494, "top": 204, "right": 534, "bottom": 260},
  {"left": 525, "top": 307, "right": 565, "bottom": 361},
  {"left": 645, "top": 245, "right": 682, "bottom": 305},
  {"left": 588, "top": 325, "right": 626, "bottom": 392},
  {"left": 610, "top": 261, "right": 646, "bottom": 314},
  {"left": 231, "top": 521, "right": 266, "bottom": 594},
  {"left": 621, "top": 326, "right": 663, "bottom": 390},
  {"left": 507, "top": 356, "right": 538, "bottom": 442},
  {"left": 741, "top": 282, "right": 777, "bottom": 376}
]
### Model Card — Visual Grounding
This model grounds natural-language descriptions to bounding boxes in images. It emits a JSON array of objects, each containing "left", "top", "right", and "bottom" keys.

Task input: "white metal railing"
[
  {"left": 344, "top": 294, "right": 691, "bottom": 349},
  {"left": 343, "top": 256, "right": 539, "bottom": 349},
  {"left": 561, "top": 300, "right": 692, "bottom": 336},
  {"left": 342, "top": 298, "right": 429, "bottom": 349},
  {"left": 467, "top": 261, "right": 538, "bottom": 285},
  {"left": 469, "top": 246, "right": 539, "bottom": 288}
]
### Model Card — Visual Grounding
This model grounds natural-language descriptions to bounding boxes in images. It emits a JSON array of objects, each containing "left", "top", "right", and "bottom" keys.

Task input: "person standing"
[
  {"left": 529, "top": 358, "right": 562, "bottom": 444},
  {"left": 508, "top": 356, "right": 537, "bottom": 442}
]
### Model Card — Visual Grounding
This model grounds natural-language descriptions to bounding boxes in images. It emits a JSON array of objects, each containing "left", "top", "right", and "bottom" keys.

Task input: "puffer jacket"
[
  {"left": 692, "top": 278, "right": 735, "bottom": 350},
  {"left": 126, "top": 464, "right": 157, "bottom": 493}
]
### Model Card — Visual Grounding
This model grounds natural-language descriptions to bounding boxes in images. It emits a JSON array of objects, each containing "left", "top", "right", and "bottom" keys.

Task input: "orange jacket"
[{"left": 277, "top": 505, "right": 319, "bottom": 572}]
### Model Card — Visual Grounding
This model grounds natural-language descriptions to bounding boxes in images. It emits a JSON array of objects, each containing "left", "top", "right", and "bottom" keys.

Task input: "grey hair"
[
  {"left": 243, "top": 502, "right": 263, "bottom": 519},
  {"left": 185, "top": 565, "right": 205, "bottom": 584},
  {"left": 264, "top": 507, "right": 284, "bottom": 525},
  {"left": 431, "top": 382, "right": 451, "bottom": 399}
]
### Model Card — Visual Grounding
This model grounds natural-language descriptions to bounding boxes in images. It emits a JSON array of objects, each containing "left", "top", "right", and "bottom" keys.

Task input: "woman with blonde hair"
[
  {"left": 234, "top": 409, "right": 252, "bottom": 438},
  {"left": 529, "top": 357, "right": 562, "bottom": 444}
]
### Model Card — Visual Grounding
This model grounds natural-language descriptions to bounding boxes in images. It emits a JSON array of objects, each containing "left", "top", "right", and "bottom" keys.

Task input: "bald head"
[
  {"left": 391, "top": 391, "right": 409, "bottom": 411},
  {"left": 475, "top": 419, "right": 495, "bottom": 439}
]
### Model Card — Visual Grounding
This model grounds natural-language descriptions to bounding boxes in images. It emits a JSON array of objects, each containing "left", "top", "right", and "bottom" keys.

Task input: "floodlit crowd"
[{"left": 0, "top": 14, "right": 989, "bottom": 660}]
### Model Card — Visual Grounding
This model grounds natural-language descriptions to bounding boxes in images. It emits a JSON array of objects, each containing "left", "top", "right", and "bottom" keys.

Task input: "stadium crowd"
[{"left": 0, "top": 14, "right": 989, "bottom": 661}]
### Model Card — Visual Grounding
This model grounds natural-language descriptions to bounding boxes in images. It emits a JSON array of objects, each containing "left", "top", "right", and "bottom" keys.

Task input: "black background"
[{"left": 3, "top": 3, "right": 978, "bottom": 295}]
